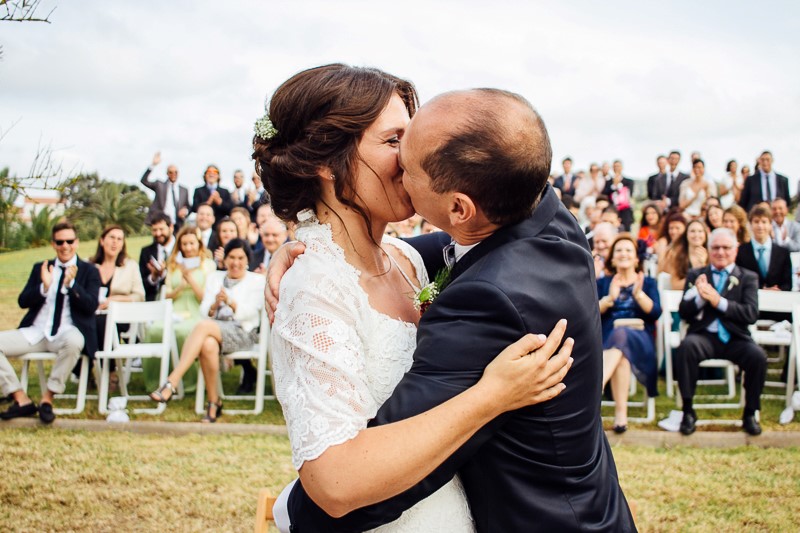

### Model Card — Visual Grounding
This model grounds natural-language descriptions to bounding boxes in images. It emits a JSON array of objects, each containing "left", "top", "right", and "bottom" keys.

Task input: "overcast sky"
[{"left": 2, "top": 1, "right": 799, "bottom": 196}]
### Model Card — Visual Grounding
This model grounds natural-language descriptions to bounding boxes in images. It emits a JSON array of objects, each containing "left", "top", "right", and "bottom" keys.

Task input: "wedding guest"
[
  {"left": 647, "top": 154, "right": 668, "bottom": 204},
  {"left": 149, "top": 239, "right": 265, "bottom": 422},
  {"left": 741, "top": 164, "right": 751, "bottom": 184},
  {"left": 739, "top": 151, "right": 790, "bottom": 212},
  {"left": 771, "top": 198, "right": 800, "bottom": 252},
  {"left": 718, "top": 160, "right": 742, "bottom": 209},
  {"left": 0, "top": 221, "right": 100, "bottom": 423},
  {"left": 191, "top": 164, "right": 234, "bottom": 220},
  {"left": 211, "top": 217, "right": 242, "bottom": 270},
  {"left": 553, "top": 157, "right": 578, "bottom": 196},
  {"left": 140, "top": 152, "right": 191, "bottom": 231},
  {"left": 81, "top": 225, "right": 145, "bottom": 390},
  {"left": 654, "top": 211, "right": 687, "bottom": 263},
  {"left": 705, "top": 204, "right": 724, "bottom": 231},
  {"left": 675, "top": 228, "right": 766, "bottom": 436},
  {"left": 664, "top": 150, "right": 690, "bottom": 209},
  {"left": 142, "top": 225, "right": 216, "bottom": 393},
  {"left": 723, "top": 205, "right": 750, "bottom": 244},
  {"left": 419, "top": 219, "right": 441, "bottom": 235},
  {"left": 597, "top": 233, "right": 661, "bottom": 432},
  {"left": 659, "top": 219, "right": 708, "bottom": 290},
  {"left": 255, "top": 202, "right": 275, "bottom": 229},
  {"left": 574, "top": 162, "right": 605, "bottom": 204},
  {"left": 230, "top": 206, "right": 260, "bottom": 251},
  {"left": 592, "top": 221, "right": 617, "bottom": 279},
  {"left": 679, "top": 159, "right": 717, "bottom": 220},
  {"left": 230, "top": 169, "right": 251, "bottom": 211},
  {"left": 249, "top": 172, "right": 271, "bottom": 219},
  {"left": 196, "top": 204, "right": 216, "bottom": 249},
  {"left": 737, "top": 204, "right": 792, "bottom": 292},
  {"left": 603, "top": 160, "right": 634, "bottom": 231},
  {"left": 251, "top": 217, "right": 288, "bottom": 272},
  {"left": 138, "top": 215, "right": 175, "bottom": 302},
  {"left": 637, "top": 202, "right": 662, "bottom": 251}
]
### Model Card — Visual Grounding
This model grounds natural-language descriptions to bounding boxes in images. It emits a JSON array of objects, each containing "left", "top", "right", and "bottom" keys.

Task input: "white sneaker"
[
  {"left": 779, "top": 406, "right": 795, "bottom": 425},
  {"left": 658, "top": 410, "right": 684, "bottom": 432}
]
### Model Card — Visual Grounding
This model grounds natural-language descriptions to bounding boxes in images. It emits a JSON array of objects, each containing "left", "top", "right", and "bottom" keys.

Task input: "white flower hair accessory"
[{"left": 254, "top": 115, "right": 278, "bottom": 140}]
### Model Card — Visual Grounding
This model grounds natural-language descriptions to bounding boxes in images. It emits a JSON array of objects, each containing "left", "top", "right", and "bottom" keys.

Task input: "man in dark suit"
[
  {"left": 286, "top": 89, "right": 634, "bottom": 531},
  {"left": 138, "top": 215, "right": 175, "bottom": 302},
  {"left": 140, "top": 152, "right": 191, "bottom": 231},
  {"left": 737, "top": 204, "right": 792, "bottom": 291},
  {"left": 647, "top": 154, "right": 668, "bottom": 202},
  {"left": 739, "top": 151, "right": 790, "bottom": 212},
  {"left": 0, "top": 221, "right": 100, "bottom": 424},
  {"left": 664, "top": 150, "right": 690, "bottom": 209},
  {"left": 191, "top": 164, "right": 234, "bottom": 220},
  {"left": 552, "top": 156, "right": 578, "bottom": 196},
  {"left": 675, "top": 227, "right": 766, "bottom": 436}
]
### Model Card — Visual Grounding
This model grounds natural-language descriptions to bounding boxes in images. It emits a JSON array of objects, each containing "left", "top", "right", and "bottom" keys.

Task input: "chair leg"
[
  {"left": 195, "top": 368, "right": 206, "bottom": 415},
  {"left": 254, "top": 489, "right": 276, "bottom": 533},
  {"left": 98, "top": 358, "right": 110, "bottom": 415}
]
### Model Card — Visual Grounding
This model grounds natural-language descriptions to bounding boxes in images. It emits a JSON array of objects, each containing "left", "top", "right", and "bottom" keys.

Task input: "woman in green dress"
[{"left": 142, "top": 225, "right": 217, "bottom": 392}]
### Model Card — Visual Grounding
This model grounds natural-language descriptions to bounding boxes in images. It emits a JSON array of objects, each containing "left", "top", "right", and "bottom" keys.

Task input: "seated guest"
[
  {"left": 637, "top": 202, "right": 662, "bottom": 252},
  {"left": 249, "top": 172, "right": 271, "bottom": 220},
  {"left": 771, "top": 198, "right": 800, "bottom": 252},
  {"left": 0, "top": 221, "right": 100, "bottom": 423},
  {"left": 252, "top": 217, "right": 289, "bottom": 272},
  {"left": 149, "top": 239, "right": 265, "bottom": 422},
  {"left": 230, "top": 206, "right": 260, "bottom": 251},
  {"left": 675, "top": 228, "right": 766, "bottom": 436},
  {"left": 723, "top": 204, "right": 750, "bottom": 245},
  {"left": 81, "top": 225, "right": 145, "bottom": 389},
  {"left": 591, "top": 221, "right": 617, "bottom": 279},
  {"left": 654, "top": 211, "right": 687, "bottom": 267},
  {"left": 705, "top": 204, "right": 724, "bottom": 232},
  {"left": 142, "top": 225, "right": 216, "bottom": 392},
  {"left": 139, "top": 215, "right": 175, "bottom": 301},
  {"left": 601, "top": 205, "right": 622, "bottom": 230},
  {"left": 196, "top": 204, "right": 216, "bottom": 250},
  {"left": 211, "top": 217, "right": 242, "bottom": 270},
  {"left": 191, "top": 164, "right": 234, "bottom": 221},
  {"left": 659, "top": 220, "right": 708, "bottom": 290},
  {"left": 597, "top": 234, "right": 661, "bottom": 432},
  {"left": 737, "top": 204, "right": 792, "bottom": 291}
]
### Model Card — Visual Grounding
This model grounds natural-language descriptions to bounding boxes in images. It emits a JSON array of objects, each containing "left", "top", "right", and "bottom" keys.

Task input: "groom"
[{"left": 280, "top": 89, "right": 635, "bottom": 531}]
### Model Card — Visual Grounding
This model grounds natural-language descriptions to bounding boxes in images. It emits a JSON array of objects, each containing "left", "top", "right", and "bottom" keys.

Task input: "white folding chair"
[
  {"left": 195, "top": 307, "right": 275, "bottom": 415},
  {"left": 19, "top": 353, "right": 91, "bottom": 415},
  {"left": 788, "top": 304, "right": 800, "bottom": 406},
  {"left": 601, "top": 378, "right": 656, "bottom": 423},
  {"left": 752, "top": 290, "right": 800, "bottom": 405},
  {"left": 95, "top": 300, "right": 177, "bottom": 414}
]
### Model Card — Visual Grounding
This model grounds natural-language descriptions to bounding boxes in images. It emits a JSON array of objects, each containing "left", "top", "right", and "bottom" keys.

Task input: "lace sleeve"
[
  {"left": 382, "top": 235, "right": 430, "bottom": 287},
  {"left": 272, "top": 254, "right": 376, "bottom": 469}
]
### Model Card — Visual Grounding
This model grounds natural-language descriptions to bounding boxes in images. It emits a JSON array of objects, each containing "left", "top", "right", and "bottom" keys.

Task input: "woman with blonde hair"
[{"left": 723, "top": 204, "right": 750, "bottom": 244}]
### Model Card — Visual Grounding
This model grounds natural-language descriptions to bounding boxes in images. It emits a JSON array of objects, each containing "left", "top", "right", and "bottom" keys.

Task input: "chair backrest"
[
  {"left": 757, "top": 290, "right": 800, "bottom": 313},
  {"left": 103, "top": 300, "right": 173, "bottom": 352},
  {"left": 257, "top": 306, "right": 270, "bottom": 353},
  {"left": 793, "top": 303, "right": 800, "bottom": 343},
  {"left": 657, "top": 271, "right": 672, "bottom": 292}
]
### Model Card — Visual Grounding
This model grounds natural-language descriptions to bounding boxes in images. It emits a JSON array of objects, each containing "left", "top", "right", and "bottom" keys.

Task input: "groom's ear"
[{"left": 448, "top": 192, "right": 477, "bottom": 226}]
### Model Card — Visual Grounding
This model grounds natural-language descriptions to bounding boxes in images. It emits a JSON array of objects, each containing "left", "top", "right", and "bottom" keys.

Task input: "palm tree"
[
  {"left": 68, "top": 181, "right": 148, "bottom": 237},
  {"left": 27, "top": 205, "right": 60, "bottom": 247}
]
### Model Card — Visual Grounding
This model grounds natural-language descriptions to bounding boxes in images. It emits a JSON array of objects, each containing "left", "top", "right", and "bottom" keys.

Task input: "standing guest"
[
  {"left": 81, "top": 225, "right": 145, "bottom": 389},
  {"left": 647, "top": 154, "right": 669, "bottom": 205},
  {"left": 574, "top": 162, "right": 604, "bottom": 205},
  {"left": 603, "top": 160, "right": 634, "bottom": 231},
  {"left": 249, "top": 172, "right": 271, "bottom": 219},
  {"left": 737, "top": 204, "right": 792, "bottom": 291},
  {"left": 664, "top": 150, "right": 690, "bottom": 209},
  {"left": 251, "top": 217, "right": 288, "bottom": 273},
  {"left": 140, "top": 152, "right": 191, "bottom": 231},
  {"left": 675, "top": 228, "right": 766, "bottom": 436},
  {"left": 553, "top": 157, "right": 578, "bottom": 196},
  {"left": 659, "top": 219, "right": 708, "bottom": 290},
  {"left": 211, "top": 217, "right": 242, "bottom": 270},
  {"left": 230, "top": 169, "right": 251, "bottom": 211},
  {"left": 723, "top": 205, "right": 750, "bottom": 245},
  {"left": 196, "top": 204, "right": 216, "bottom": 250},
  {"left": 705, "top": 204, "right": 724, "bottom": 231},
  {"left": 597, "top": 234, "right": 661, "bottom": 432},
  {"left": 638, "top": 202, "right": 662, "bottom": 251},
  {"left": 149, "top": 239, "right": 265, "bottom": 422},
  {"left": 138, "top": 215, "right": 175, "bottom": 302},
  {"left": 0, "top": 221, "right": 100, "bottom": 424},
  {"left": 142, "top": 225, "right": 216, "bottom": 393},
  {"left": 718, "top": 160, "right": 743, "bottom": 209},
  {"left": 739, "top": 151, "right": 790, "bottom": 212},
  {"left": 600, "top": 161, "right": 613, "bottom": 182},
  {"left": 192, "top": 164, "right": 234, "bottom": 221},
  {"left": 771, "top": 198, "right": 800, "bottom": 252},
  {"left": 254, "top": 202, "right": 275, "bottom": 230},
  {"left": 601, "top": 206, "right": 622, "bottom": 230},
  {"left": 741, "top": 164, "right": 751, "bottom": 184},
  {"left": 679, "top": 159, "right": 717, "bottom": 219}
]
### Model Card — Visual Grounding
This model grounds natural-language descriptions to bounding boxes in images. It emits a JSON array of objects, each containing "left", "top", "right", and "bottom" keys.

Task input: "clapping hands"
[{"left": 695, "top": 273, "right": 722, "bottom": 307}]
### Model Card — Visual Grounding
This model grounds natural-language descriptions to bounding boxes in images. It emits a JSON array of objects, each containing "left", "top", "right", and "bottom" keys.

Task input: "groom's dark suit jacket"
[{"left": 288, "top": 185, "right": 635, "bottom": 532}]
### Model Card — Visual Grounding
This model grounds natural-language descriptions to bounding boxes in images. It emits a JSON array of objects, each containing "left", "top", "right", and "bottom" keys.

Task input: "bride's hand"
[
  {"left": 478, "top": 319, "right": 573, "bottom": 412},
  {"left": 265, "top": 241, "right": 306, "bottom": 322}
]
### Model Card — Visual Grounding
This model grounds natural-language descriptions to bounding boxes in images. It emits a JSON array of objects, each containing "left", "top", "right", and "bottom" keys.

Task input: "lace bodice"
[{"left": 272, "top": 210, "right": 428, "bottom": 469}]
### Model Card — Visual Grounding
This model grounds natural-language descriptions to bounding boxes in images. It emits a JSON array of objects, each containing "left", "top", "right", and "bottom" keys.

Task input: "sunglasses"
[{"left": 54, "top": 239, "right": 76, "bottom": 246}]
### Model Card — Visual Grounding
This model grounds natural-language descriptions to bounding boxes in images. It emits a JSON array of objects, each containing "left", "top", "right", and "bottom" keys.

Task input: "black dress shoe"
[
  {"left": 0, "top": 401, "right": 38, "bottom": 420},
  {"left": 613, "top": 424, "right": 628, "bottom": 434},
  {"left": 38, "top": 402, "right": 56, "bottom": 424},
  {"left": 742, "top": 415, "right": 762, "bottom": 436},
  {"left": 679, "top": 411, "right": 697, "bottom": 435},
  {"left": 236, "top": 381, "right": 255, "bottom": 395}
]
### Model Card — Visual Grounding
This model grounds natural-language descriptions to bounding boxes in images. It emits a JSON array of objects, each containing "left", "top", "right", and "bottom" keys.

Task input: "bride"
[{"left": 253, "top": 64, "right": 571, "bottom": 532}]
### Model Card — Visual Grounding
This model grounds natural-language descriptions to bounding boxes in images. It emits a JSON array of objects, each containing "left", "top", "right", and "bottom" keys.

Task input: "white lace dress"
[{"left": 272, "top": 210, "right": 475, "bottom": 533}]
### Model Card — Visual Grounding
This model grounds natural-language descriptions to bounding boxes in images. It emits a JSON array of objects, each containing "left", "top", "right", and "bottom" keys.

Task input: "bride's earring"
[{"left": 329, "top": 174, "right": 336, "bottom": 181}]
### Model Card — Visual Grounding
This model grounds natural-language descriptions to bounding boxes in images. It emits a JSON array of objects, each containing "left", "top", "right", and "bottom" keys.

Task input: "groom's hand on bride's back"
[
  {"left": 478, "top": 319, "right": 574, "bottom": 412},
  {"left": 265, "top": 241, "right": 306, "bottom": 322}
]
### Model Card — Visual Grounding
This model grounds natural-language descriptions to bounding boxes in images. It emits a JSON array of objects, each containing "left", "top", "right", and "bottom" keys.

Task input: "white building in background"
[{"left": 14, "top": 189, "right": 65, "bottom": 223}]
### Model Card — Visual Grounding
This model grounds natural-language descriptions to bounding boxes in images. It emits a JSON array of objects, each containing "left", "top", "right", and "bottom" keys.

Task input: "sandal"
[
  {"left": 149, "top": 381, "right": 177, "bottom": 403},
  {"left": 201, "top": 400, "right": 223, "bottom": 423}
]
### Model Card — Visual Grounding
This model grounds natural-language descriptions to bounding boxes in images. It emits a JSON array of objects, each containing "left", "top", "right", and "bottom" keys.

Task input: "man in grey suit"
[{"left": 140, "top": 152, "right": 191, "bottom": 231}]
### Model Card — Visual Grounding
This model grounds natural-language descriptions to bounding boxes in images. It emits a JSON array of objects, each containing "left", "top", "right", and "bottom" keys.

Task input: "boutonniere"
[
  {"left": 727, "top": 276, "right": 739, "bottom": 292},
  {"left": 414, "top": 267, "right": 452, "bottom": 316}
]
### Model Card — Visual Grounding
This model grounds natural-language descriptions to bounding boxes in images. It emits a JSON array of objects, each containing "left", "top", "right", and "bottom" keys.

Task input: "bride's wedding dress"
[{"left": 272, "top": 210, "right": 475, "bottom": 532}]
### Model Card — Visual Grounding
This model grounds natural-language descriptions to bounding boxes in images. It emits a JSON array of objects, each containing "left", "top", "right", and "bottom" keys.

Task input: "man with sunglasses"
[{"left": 0, "top": 221, "right": 100, "bottom": 423}]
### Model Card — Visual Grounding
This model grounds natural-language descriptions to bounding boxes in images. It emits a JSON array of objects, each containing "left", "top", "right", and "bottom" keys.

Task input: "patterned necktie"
[
  {"left": 51, "top": 266, "right": 66, "bottom": 336},
  {"left": 756, "top": 246, "right": 768, "bottom": 278},
  {"left": 713, "top": 268, "right": 730, "bottom": 343}
]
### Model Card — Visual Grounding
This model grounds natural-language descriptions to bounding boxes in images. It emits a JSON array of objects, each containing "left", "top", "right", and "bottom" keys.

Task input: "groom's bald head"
[{"left": 407, "top": 89, "right": 552, "bottom": 226}]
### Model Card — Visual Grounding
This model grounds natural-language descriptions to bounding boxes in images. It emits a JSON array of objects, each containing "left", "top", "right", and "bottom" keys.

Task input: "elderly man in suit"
[
  {"left": 0, "top": 221, "right": 100, "bottom": 424},
  {"left": 771, "top": 198, "right": 800, "bottom": 252},
  {"left": 739, "top": 151, "right": 790, "bottom": 212},
  {"left": 282, "top": 89, "right": 635, "bottom": 532},
  {"left": 140, "top": 152, "right": 191, "bottom": 231},
  {"left": 675, "top": 227, "right": 766, "bottom": 436}
]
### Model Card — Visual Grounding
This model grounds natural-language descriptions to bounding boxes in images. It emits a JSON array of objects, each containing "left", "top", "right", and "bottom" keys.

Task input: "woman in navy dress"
[{"left": 597, "top": 233, "right": 661, "bottom": 432}]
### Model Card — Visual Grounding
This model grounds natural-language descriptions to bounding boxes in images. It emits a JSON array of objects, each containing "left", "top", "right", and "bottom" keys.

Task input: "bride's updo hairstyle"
[{"left": 252, "top": 64, "right": 418, "bottom": 230}]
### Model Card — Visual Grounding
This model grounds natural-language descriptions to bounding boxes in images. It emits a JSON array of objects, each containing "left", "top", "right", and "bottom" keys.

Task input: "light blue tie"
[
  {"left": 714, "top": 269, "right": 731, "bottom": 344},
  {"left": 756, "top": 246, "right": 768, "bottom": 278}
]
